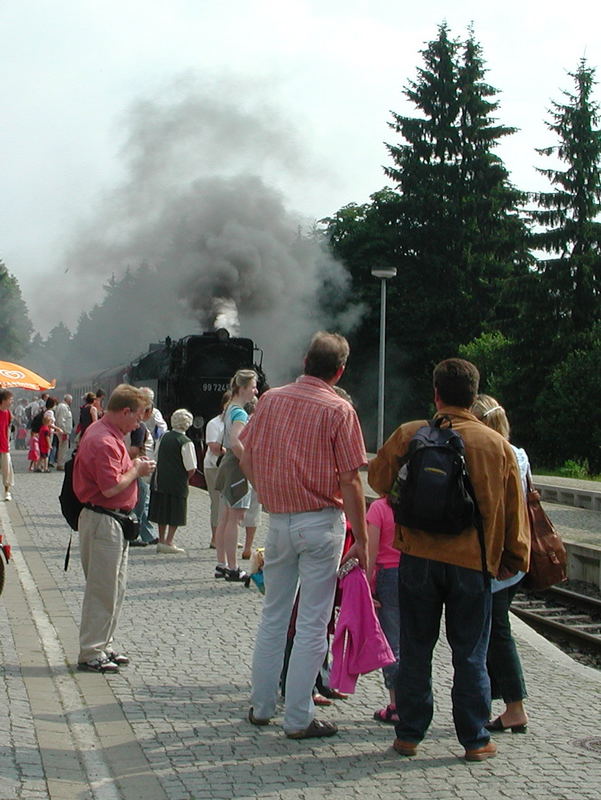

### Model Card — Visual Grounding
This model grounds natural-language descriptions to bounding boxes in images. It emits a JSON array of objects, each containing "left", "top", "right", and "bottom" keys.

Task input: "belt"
[{"left": 84, "top": 503, "right": 131, "bottom": 515}]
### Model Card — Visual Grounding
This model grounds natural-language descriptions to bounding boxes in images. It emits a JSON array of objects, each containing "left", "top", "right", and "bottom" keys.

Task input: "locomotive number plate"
[{"left": 201, "top": 382, "right": 229, "bottom": 393}]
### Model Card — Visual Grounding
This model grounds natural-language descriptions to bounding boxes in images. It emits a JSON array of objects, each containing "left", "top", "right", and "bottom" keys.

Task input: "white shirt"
[
  {"left": 55, "top": 402, "right": 73, "bottom": 435},
  {"left": 143, "top": 407, "right": 168, "bottom": 440},
  {"left": 203, "top": 415, "right": 225, "bottom": 469}
]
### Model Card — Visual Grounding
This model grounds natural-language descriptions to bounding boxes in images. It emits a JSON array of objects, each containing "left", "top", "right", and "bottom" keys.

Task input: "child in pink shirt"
[
  {"left": 366, "top": 497, "right": 401, "bottom": 724},
  {"left": 28, "top": 431, "right": 40, "bottom": 471}
]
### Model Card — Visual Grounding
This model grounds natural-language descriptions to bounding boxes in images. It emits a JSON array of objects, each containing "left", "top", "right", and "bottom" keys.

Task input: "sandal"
[
  {"left": 373, "top": 704, "right": 399, "bottom": 724},
  {"left": 286, "top": 719, "right": 338, "bottom": 739},
  {"left": 323, "top": 688, "right": 348, "bottom": 701},
  {"left": 312, "top": 692, "right": 332, "bottom": 706}
]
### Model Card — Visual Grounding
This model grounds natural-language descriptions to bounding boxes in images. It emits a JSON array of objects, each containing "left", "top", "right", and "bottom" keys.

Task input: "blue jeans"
[
  {"left": 375, "top": 567, "right": 400, "bottom": 690},
  {"left": 394, "top": 555, "right": 492, "bottom": 749},
  {"left": 251, "top": 508, "right": 345, "bottom": 733},
  {"left": 134, "top": 479, "right": 156, "bottom": 543}
]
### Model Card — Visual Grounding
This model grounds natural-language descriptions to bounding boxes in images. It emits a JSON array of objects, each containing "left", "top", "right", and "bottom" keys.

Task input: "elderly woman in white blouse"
[{"left": 149, "top": 409, "right": 197, "bottom": 555}]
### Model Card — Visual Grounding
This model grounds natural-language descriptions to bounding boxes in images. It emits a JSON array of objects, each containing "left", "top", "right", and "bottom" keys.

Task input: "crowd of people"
[{"left": 0, "top": 331, "right": 534, "bottom": 760}]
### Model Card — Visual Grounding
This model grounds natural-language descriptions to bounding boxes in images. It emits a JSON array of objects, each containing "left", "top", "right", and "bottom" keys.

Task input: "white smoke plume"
[{"left": 37, "top": 74, "right": 361, "bottom": 382}]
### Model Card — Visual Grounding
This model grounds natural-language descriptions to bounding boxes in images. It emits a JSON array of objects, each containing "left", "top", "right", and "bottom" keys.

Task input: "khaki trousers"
[
  {"left": 0, "top": 452, "right": 14, "bottom": 490},
  {"left": 56, "top": 434, "right": 70, "bottom": 468},
  {"left": 78, "top": 507, "right": 129, "bottom": 663}
]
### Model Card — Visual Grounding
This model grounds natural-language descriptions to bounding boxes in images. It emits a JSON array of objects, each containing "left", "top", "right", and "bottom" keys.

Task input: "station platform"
[{"left": 1, "top": 450, "right": 600, "bottom": 800}]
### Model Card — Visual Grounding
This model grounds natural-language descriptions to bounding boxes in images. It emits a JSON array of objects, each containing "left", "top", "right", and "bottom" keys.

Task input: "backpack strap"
[{"left": 435, "top": 413, "right": 489, "bottom": 583}]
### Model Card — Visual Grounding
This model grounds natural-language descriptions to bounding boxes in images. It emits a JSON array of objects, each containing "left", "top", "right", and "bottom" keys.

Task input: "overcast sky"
[{"left": 2, "top": 0, "right": 600, "bottom": 334}]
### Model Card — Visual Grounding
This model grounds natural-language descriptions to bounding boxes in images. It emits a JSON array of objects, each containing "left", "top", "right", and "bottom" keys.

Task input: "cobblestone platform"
[{"left": 1, "top": 450, "right": 600, "bottom": 799}]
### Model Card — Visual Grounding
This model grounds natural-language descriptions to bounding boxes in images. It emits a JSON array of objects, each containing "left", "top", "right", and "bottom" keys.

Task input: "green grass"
[{"left": 536, "top": 467, "right": 601, "bottom": 482}]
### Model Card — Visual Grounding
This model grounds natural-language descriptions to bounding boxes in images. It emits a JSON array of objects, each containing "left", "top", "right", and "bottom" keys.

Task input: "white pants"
[
  {"left": 78, "top": 508, "right": 129, "bottom": 663},
  {"left": 56, "top": 434, "right": 70, "bottom": 468},
  {"left": 1, "top": 452, "right": 14, "bottom": 490},
  {"left": 251, "top": 508, "right": 344, "bottom": 733}
]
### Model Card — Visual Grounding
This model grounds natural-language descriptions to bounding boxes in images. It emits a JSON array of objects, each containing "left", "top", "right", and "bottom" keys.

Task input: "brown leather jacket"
[{"left": 367, "top": 406, "right": 530, "bottom": 576}]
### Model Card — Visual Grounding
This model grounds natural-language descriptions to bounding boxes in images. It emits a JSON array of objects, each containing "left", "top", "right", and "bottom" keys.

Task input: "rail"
[{"left": 511, "top": 586, "right": 601, "bottom": 653}]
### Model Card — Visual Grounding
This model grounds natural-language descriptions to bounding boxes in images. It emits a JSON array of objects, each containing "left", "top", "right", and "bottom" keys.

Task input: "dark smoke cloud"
[{"left": 38, "top": 74, "right": 361, "bottom": 382}]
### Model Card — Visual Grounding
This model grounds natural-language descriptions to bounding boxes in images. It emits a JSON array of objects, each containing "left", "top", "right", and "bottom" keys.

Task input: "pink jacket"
[{"left": 329, "top": 566, "right": 395, "bottom": 693}]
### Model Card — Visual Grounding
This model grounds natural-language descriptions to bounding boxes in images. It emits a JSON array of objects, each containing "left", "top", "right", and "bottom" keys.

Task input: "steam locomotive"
[{"left": 63, "top": 330, "right": 266, "bottom": 460}]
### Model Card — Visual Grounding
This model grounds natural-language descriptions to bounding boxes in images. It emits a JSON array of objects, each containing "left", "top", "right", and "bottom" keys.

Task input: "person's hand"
[
  {"left": 496, "top": 564, "right": 517, "bottom": 581},
  {"left": 135, "top": 458, "right": 156, "bottom": 477}
]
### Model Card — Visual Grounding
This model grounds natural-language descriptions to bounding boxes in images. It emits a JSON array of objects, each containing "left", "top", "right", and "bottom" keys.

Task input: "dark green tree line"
[{"left": 0, "top": 260, "right": 33, "bottom": 361}]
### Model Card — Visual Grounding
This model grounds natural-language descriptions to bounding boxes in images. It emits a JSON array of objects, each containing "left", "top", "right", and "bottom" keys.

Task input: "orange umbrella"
[{"left": 0, "top": 360, "right": 56, "bottom": 391}]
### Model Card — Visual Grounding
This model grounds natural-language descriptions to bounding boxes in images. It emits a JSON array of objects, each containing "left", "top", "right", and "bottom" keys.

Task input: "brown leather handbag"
[{"left": 521, "top": 474, "right": 567, "bottom": 592}]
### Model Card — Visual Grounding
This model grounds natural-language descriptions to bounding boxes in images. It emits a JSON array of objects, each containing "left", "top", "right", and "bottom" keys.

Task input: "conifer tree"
[
  {"left": 0, "top": 260, "right": 33, "bottom": 360},
  {"left": 381, "top": 24, "right": 529, "bottom": 403},
  {"left": 386, "top": 25, "right": 527, "bottom": 331},
  {"left": 530, "top": 59, "right": 601, "bottom": 335}
]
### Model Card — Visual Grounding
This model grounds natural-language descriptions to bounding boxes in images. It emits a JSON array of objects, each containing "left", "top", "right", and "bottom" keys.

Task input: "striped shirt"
[{"left": 239, "top": 375, "right": 367, "bottom": 513}]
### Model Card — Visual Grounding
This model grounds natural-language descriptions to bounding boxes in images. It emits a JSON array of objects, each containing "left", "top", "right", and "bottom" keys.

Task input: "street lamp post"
[{"left": 371, "top": 267, "right": 397, "bottom": 451}]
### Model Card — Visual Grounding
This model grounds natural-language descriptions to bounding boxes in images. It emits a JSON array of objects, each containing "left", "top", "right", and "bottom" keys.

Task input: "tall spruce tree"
[
  {"left": 322, "top": 24, "right": 529, "bottom": 440},
  {"left": 384, "top": 24, "right": 528, "bottom": 370},
  {"left": 530, "top": 59, "right": 601, "bottom": 336},
  {"left": 0, "top": 260, "right": 33, "bottom": 360}
]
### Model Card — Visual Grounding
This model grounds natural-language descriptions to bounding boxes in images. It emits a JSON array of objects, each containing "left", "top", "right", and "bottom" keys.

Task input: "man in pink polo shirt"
[
  {"left": 73, "top": 384, "right": 155, "bottom": 673},
  {"left": 240, "top": 331, "right": 368, "bottom": 739}
]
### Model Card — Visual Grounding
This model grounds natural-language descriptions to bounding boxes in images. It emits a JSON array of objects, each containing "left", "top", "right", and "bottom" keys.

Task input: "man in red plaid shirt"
[{"left": 240, "top": 331, "right": 368, "bottom": 740}]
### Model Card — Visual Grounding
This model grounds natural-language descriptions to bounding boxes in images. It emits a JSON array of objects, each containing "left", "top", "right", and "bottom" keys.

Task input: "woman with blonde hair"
[
  {"left": 149, "top": 409, "right": 197, "bottom": 554},
  {"left": 214, "top": 369, "right": 258, "bottom": 582},
  {"left": 472, "top": 394, "right": 530, "bottom": 733}
]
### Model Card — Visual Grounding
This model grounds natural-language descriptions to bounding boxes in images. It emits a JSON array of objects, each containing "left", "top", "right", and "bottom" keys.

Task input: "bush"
[{"left": 558, "top": 459, "right": 590, "bottom": 479}]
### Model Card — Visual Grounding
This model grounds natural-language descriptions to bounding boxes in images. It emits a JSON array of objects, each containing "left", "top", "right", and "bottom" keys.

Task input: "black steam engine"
[
  {"left": 66, "top": 330, "right": 266, "bottom": 456},
  {"left": 129, "top": 329, "right": 266, "bottom": 426}
]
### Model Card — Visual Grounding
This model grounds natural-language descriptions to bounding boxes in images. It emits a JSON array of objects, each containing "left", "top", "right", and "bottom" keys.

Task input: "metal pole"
[{"left": 377, "top": 277, "right": 386, "bottom": 451}]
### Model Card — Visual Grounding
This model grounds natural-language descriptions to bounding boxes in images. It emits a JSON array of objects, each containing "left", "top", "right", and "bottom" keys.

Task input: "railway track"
[{"left": 511, "top": 586, "right": 601, "bottom": 653}]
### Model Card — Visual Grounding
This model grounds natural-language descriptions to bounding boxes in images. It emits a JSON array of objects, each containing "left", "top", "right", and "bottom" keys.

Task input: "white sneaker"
[{"left": 4, "top": 490, "right": 11, "bottom": 502}]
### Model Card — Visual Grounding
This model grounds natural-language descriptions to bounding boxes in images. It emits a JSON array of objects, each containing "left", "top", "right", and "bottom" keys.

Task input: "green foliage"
[
  {"left": 559, "top": 459, "right": 590, "bottom": 479},
  {"left": 323, "top": 24, "right": 530, "bottom": 445},
  {"left": 533, "top": 333, "right": 601, "bottom": 471},
  {"left": 529, "top": 59, "right": 601, "bottom": 336},
  {"left": 458, "top": 331, "right": 512, "bottom": 398},
  {"left": 0, "top": 260, "right": 33, "bottom": 361}
]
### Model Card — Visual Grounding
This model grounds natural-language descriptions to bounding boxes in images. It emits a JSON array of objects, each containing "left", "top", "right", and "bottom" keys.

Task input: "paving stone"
[{"left": 2, "top": 452, "right": 601, "bottom": 799}]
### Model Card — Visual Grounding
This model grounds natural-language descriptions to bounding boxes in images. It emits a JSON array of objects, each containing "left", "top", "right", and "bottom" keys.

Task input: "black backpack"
[
  {"left": 58, "top": 450, "right": 84, "bottom": 570},
  {"left": 389, "top": 416, "right": 479, "bottom": 536}
]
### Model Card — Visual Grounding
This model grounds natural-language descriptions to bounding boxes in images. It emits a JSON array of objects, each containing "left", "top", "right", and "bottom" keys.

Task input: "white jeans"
[
  {"left": 251, "top": 508, "right": 345, "bottom": 732},
  {"left": 78, "top": 508, "right": 129, "bottom": 663},
  {"left": 56, "top": 434, "right": 70, "bottom": 468},
  {"left": 1, "top": 452, "right": 14, "bottom": 490}
]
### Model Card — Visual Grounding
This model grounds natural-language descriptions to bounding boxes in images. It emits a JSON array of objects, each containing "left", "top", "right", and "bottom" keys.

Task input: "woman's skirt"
[{"left": 148, "top": 491, "right": 187, "bottom": 527}]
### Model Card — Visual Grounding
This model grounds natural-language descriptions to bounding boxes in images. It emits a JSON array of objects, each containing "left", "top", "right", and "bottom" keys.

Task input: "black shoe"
[
  {"left": 215, "top": 564, "right": 227, "bottom": 579},
  {"left": 129, "top": 540, "right": 147, "bottom": 547},
  {"left": 248, "top": 707, "right": 270, "bottom": 726},
  {"left": 224, "top": 567, "right": 247, "bottom": 582},
  {"left": 77, "top": 657, "right": 119, "bottom": 673},
  {"left": 485, "top": 716, "right": 527, "bottom": 733}
]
